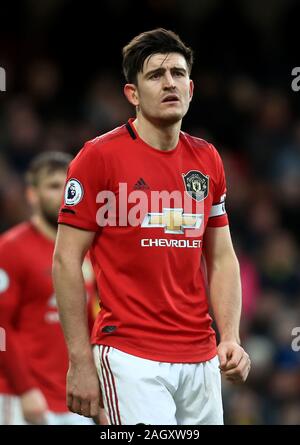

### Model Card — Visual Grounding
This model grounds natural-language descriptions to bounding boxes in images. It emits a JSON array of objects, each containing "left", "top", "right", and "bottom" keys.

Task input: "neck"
[
  {"left": 31, "top": 214, "right": 57, "bottom": 241},
  {"left": 133, "top": 115, "right": 181, "bottom": 151}
]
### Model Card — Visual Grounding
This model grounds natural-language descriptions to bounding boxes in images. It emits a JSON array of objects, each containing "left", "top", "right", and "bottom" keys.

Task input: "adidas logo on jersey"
[{"left": 133, "top": 178, "right": 150, "bottom": 190}]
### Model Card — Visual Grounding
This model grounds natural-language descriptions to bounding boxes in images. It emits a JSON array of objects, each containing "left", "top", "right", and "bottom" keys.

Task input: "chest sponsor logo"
[
  {"left": 182, "top": 170, "right": 209, "bottom": 202},
  {"left": 141, "top": 208, "right": 203, "bottom": 234},
  {"left": 141, "top": 238, "right": 201, "bottom": 248}
]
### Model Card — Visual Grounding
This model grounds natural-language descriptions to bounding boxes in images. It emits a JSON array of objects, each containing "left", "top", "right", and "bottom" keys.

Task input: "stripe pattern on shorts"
[{"left": 99, "top": 345, "right": 121, "bottom": 425}]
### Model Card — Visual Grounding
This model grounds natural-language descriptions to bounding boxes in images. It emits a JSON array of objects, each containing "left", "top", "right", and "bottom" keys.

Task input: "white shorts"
[
  {"left": 93, "top": 345, "right": 223, "bottom": 425},
  {"left": 0, "top": 394, "right": 26, "bottom": 425},
  {"left": 0, "top": 394, "right": 94, "bottom": 425}
]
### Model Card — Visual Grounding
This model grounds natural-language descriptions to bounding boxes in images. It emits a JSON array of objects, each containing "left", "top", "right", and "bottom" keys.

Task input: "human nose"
[{"left": 163, "top": 71, "right": 175, "bottom": 89}]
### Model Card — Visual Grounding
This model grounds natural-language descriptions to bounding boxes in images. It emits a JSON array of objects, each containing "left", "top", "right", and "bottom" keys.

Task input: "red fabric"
[
  {"left": 0, "top": 222, "right": 95, "bottom": 412},
  {"left": 58, "top": 119, "right": 229, "bottom": 363}
]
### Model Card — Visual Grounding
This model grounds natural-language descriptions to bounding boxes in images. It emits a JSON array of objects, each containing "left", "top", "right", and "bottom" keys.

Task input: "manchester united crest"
[{"left": 182, "top": 170, "right": 209, "bottom": 202}]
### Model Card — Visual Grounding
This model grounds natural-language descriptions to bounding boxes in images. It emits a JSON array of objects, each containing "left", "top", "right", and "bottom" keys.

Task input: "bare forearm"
[
  {"left": 208, "top": 253, "right": 242, "bottom": 343},
  {"left": 52, "top": 254, "right": 93, "bottom": 362}
]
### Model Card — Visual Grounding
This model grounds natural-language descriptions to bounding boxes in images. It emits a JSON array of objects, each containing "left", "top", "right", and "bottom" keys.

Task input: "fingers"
[
  {"left": 99, "top": 408, "right": 109, "bottom": 425},
  {"left": 92, "top": 408, "right": 109, "bottom": 425},
  {"left": 69, "top": 395, "right": 82, "bottom": 414},
  {"left": 224, "top": 348, "right": 243, "bottom": 371},
  {"left": 90, "top": 397, "right": 100, "bottom": 418},
  {"left": 21, "top": 389, "right": 48, "bottom": 424},
  {"left": 217, "top": 341, "right": 251, "bottom": 383},
  {"left": 217, "top": 343, "right": 242, "bottom": 370},
  {"left": 24, "top": 411, "right": 47, "bottom": 425},
  {"left": 66, "top": 363, "right": 103, "bottom": 417},
  {"left": 223, "top": 353, "right": 251, "bottom": 383},
  {"left": 80, "top": 399, "right": 91, "bottom": 417},
  {"left": 67, "top": 392, "right": 101, "bottom": 418}
]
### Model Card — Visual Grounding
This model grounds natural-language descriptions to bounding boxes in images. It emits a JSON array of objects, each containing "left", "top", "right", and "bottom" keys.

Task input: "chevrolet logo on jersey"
[{"left": 141, "top": 208, "right": 203, "bottom": 234}]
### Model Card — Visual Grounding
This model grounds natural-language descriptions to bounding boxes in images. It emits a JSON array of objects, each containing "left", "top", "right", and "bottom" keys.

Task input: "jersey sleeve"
[
  {"left": 207, "top": 144, "right": 229, "bottom": 228},
  {"left": 58, "top": 140, "right": 106, "bottom": 231},
  {"left": 0, "top": 240, "right": 37, "bottom": 394}
]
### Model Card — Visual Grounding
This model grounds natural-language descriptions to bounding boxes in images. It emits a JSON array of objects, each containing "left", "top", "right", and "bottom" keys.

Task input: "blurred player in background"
[
  {"left": 0, "top": 152, "right": 106, "bottom": 425},
  {"left": 53, "top": 29, "right": 251, "bottom": 425}
]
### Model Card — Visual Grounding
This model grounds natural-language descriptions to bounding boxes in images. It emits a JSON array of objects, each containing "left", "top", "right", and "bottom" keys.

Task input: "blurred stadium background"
[{"left": 1, "top": 0, "right": 300, "bottom": 425}]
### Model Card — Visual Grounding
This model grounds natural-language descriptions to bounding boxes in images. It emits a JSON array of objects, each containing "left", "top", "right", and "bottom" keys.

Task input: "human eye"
[
  {"left": 149, "top": 71, "right": 161, "bottom": 80},
  {"left": 173, "top": 70, "right": 185, "bottom": 77}
]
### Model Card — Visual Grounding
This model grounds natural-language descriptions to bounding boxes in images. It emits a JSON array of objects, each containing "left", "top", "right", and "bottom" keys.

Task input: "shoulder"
[
  {"left": 181, "top": 131, "right": 221, "bottom": 160},
  {"left": 0, "top": 222, "right": 33, "bottom": 258},
  {"left": 72, "top": 124, "right": 129, "bottom": 165},
  {"left": 90, "top": 124, "right": 129, "bottom": 146},
  {"left": 0, "top": 222, "right": 33, "bottom": 245}
]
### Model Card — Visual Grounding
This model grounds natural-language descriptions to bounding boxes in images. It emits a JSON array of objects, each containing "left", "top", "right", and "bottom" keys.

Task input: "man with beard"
[
  {"left": 0, "top": 152, "right": 104, "bottom": 425},
  {"left": 53, "top": 29, "right": 250, "bottom": 425}
]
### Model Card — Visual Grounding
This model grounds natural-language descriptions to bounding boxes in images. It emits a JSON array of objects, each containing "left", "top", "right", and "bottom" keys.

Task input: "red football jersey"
[
  {"left": 0, "top": 222, "right": 95, "bottom": 412},
  {"left": 58, "top": 119, "right": 228, "bottom": 363}
]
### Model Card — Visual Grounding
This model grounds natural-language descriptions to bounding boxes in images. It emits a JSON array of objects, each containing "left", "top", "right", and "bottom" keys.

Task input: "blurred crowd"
[{"left": 1, "top": 0, "right": 300, "bottom": 425}]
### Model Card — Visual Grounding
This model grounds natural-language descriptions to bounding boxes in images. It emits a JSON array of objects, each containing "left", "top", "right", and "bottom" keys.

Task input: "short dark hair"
[
  {"left": 26, "top": 151, "right": 72, "bottom": 186},
  {"left": 122, "top": 28, "right": 193, "bottom": 84}
]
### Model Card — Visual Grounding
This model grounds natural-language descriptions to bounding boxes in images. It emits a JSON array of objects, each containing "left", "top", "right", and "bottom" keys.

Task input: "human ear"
[
  {"left": 189, "top": 79, "right": 194, "bottom": 102},
  {"left": 124, "top": 84, "right": 139, "bottom": 106}
]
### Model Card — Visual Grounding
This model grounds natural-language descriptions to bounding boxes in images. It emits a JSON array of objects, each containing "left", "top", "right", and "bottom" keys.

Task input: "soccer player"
[
  {"left": 53, "top": 28, "right": 251, "bottom": 425},
  {"left": 0, "top": 152, "right": 99, "bottom": 425}
]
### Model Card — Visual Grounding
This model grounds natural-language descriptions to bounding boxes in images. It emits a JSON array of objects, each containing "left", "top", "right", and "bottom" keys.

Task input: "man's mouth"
[{"left": 162, "top": 94, "right": 180, "bottom": 103}]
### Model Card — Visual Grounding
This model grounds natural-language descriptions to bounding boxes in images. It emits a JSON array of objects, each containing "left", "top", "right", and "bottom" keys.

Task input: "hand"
[
  {"left": 20, "top": 388, "right": 48, "bottom": 424},
  {"left": 217, "top": 341, "right": 251, "bottom": 383},
  {"left": 93, "top": 408, "right": 109, "bottom": 425},
  {"left": 67, "top": 359, "right": 103, "bottom": 418}
]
